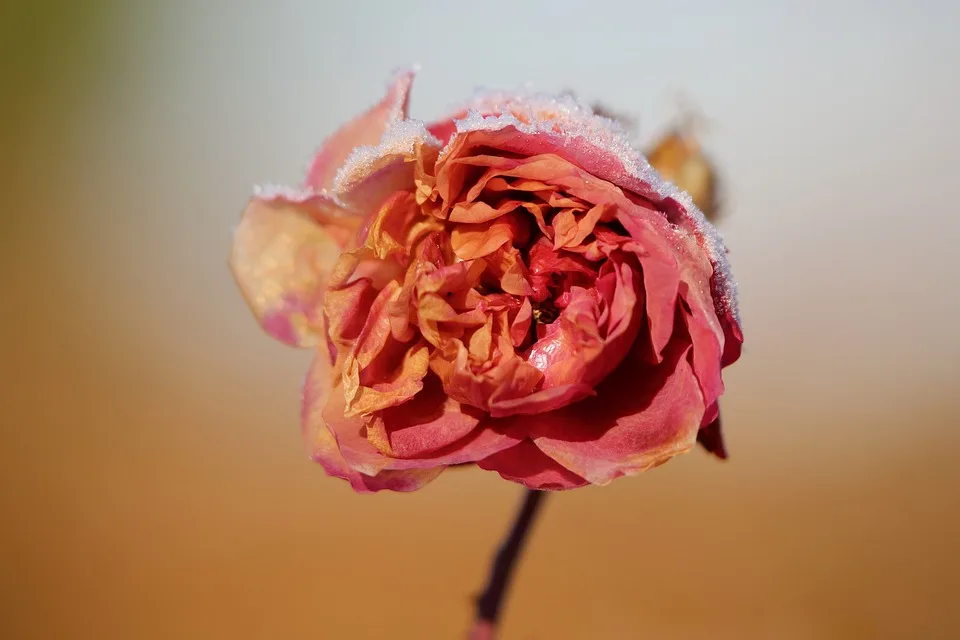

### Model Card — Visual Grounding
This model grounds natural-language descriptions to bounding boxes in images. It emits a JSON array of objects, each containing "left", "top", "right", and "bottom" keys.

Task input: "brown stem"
[{"left": 469, "top": 489, "right": 547, "bottom": 638}]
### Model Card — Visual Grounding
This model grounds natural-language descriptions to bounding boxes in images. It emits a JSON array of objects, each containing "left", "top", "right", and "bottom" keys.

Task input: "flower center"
[{"left": 531, "top": 302, "right": 559, "bottom": 325}]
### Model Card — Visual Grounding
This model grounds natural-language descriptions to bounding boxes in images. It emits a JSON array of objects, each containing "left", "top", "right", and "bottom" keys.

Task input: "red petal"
[
  {"left": 366, "top": 374, "right": 483, "bottom": 458},
  {"left": 527, "top": 328, "right": 705, "bottom": 485},
  {"left": 478, "top": 439, "right": 588, "bottom": 490}
]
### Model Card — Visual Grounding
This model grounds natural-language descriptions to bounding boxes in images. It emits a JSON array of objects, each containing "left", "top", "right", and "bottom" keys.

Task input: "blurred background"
[{"left": 3, "top": 1, "right": 959, "bottom": 638}]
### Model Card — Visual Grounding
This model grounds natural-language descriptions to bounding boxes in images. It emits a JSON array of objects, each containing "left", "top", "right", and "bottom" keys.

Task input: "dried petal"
[{"left": 230, "top": 189, "right": 361, "bottom": 347}]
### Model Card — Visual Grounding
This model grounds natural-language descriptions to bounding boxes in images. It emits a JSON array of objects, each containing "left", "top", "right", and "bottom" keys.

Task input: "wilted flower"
[{"left": 231, "top": 70, "right": 742, "bottom": 492}]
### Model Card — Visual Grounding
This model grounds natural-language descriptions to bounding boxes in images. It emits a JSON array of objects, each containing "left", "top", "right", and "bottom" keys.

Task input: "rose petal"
[
  {"left": 342, "top": 282, "right": 430, "bottom": 416},
  {"left": 527, "top": 328, "right": 705, "bottom": 485},
  {"left": 509, "top": 297, "right": 533, "bottom": 347},
  {"left": 477, "top": 439, "right": 588, "bottom": 490},
  {"left": 334, "top": 122, "right": 441, "bottom": 210},
  {"left": 230, "top": 190, "right": 360, "bottom": 347},
  {"left": 322, "top": 378, "right": 518, "bottom": 473},
  {"left": 488, "top": 383, "right": 596, "bottom": 418},
  {"left": 366, "top": 373, "right": 483, "bottom": 458},
  {"left": 305, "top": 68, "right": 415, "bottom": 191},
  {"left": 679, "top": 281, "right": 726, "bottom": 410},
  {"left": 301, "top": 354, "right": 442, "bottom": 492},
  {"left": 450, "top": 211, "right": 528, "bottom": 260}
]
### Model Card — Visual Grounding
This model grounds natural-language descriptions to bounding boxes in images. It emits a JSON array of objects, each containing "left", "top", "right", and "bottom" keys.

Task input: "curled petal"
[
  {"left": 525, "top": 287, "right": 603, "bottom": 388},
  {"left": 305, "top": 68, "right": 415, "bottom": 191},
  {"left": 230, "top": 190, "right": 360, "bottom": 347},
  {"left": 431, "top": 338, "right": 543, "bottom": 412},
  {"left": 301, "top": 354, "right": 442, "bottom": 492},
  {"left": 478, "top": 439, "right": 588, "bottom": 490},
  {"left": 552, "top": 203, "right": 610, "bottom": 249},
  {"left": 483, "top": 246, "right": 532, "bottom": 296}
]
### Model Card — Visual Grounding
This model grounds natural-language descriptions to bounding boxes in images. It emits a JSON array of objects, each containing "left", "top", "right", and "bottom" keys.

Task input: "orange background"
[{"left": 3, "top": 2, "right": 958, "bottom": 638}]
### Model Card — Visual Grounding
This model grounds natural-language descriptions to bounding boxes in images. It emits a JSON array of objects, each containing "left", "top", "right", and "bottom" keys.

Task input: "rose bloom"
[{"left": 231, "top": 70, "right": 743, "bottom": 492}]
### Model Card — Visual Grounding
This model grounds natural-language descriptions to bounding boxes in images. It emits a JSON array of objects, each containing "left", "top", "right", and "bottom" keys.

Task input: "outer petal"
[
  {"left": 230, "top": 188, "right": 360, "bottom": 347},
  {"left": 301, "top": 353, "right": 442, "bottom": 492},
  {"left": 305, "top": 68, "right": 415, "bottom": 191},
  {"left": 526, "top": 328, "right": 706, "bottom": 485},
  {"left": 477, "top": 439, "right": 588, "bottom": 490}
]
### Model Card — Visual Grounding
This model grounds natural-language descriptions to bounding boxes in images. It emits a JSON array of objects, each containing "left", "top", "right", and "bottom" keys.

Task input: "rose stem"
[{"left": 471, "top": 488, "right": 547, "bottom": 637}]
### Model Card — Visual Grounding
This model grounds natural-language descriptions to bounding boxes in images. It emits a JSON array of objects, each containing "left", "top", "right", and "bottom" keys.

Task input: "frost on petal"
[
  {"left": 333, "top": 121, "right": 442, "bottom": 212},
  {"left": 230, "top": 189, "right": 361, "bottom": 347},
  {"left": 300, "top": 354, "right": 441, "bottom": 492},
  {"left": 526, "top": 324, "right": 706, "bottom": 486},
  {"left": 444, "top": 99, "right": 741, "bottom": 342},
  {"left": 305, "top": 68, "right": 416, "bottom": 192},
  {"left": 477, "top": 439, "right": 588, "bottom": 490}
]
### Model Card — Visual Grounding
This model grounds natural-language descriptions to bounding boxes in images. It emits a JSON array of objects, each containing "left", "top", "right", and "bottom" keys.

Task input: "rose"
[{"left": 230, "top": 69, "right": 743, "bottom": 492}]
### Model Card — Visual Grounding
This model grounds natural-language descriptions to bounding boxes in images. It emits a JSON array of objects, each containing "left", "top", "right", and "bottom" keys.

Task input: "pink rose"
[{"left": 231, "top": 69, "right": 743, "bottom": 492}]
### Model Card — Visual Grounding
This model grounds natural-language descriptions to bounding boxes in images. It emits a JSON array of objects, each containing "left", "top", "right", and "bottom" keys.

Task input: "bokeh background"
[{"left": 3, "top": 1, "right": 959, "bottom": 638}]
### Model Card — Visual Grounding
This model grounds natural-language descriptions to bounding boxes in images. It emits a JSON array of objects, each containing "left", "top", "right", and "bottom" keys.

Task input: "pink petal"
[
  {"left": 477, "top": 439, "right": 588, "bottom": 490},
  {"left": 366, "top": 374, "right": 483, "bottom": 458},
  {"left": 230, "top": 189, "right": 359, "bottom": 347},
  {"left": 527, "top": 329, "right": 706, "bottom": 485},
  {"left": 314, "top": 363, "right": 519, "bottom": 476},
  {"left": 305, "top": 68, "right": 415, "bottom": 191},
  {"left": 679, "top": 281, "right": 726, "bottom": 411},
  {"left": 488, "top": 383, "right": 595, "bottom": 418}
]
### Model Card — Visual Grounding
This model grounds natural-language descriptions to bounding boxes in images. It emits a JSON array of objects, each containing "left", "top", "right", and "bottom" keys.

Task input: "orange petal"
[
  {"left": 450, "top": 211, "right": 528, "bottom": 260},
  {"left": 342, "top": 282, "right": 430, "bottom": 416},
  {"left": 552, "top": 203, "right": 610, "bottom": 249},
  {"left": 483, "top": 246, "right": 532, "bottom": 296}
]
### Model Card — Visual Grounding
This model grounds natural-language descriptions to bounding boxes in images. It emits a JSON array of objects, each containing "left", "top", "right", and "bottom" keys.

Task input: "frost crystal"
[
  {"left": 445, "top": 90, "right": 740, "bottom": 325},
  {"left": 332, "top": 119, "right": 441, "bottom": 194}
]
